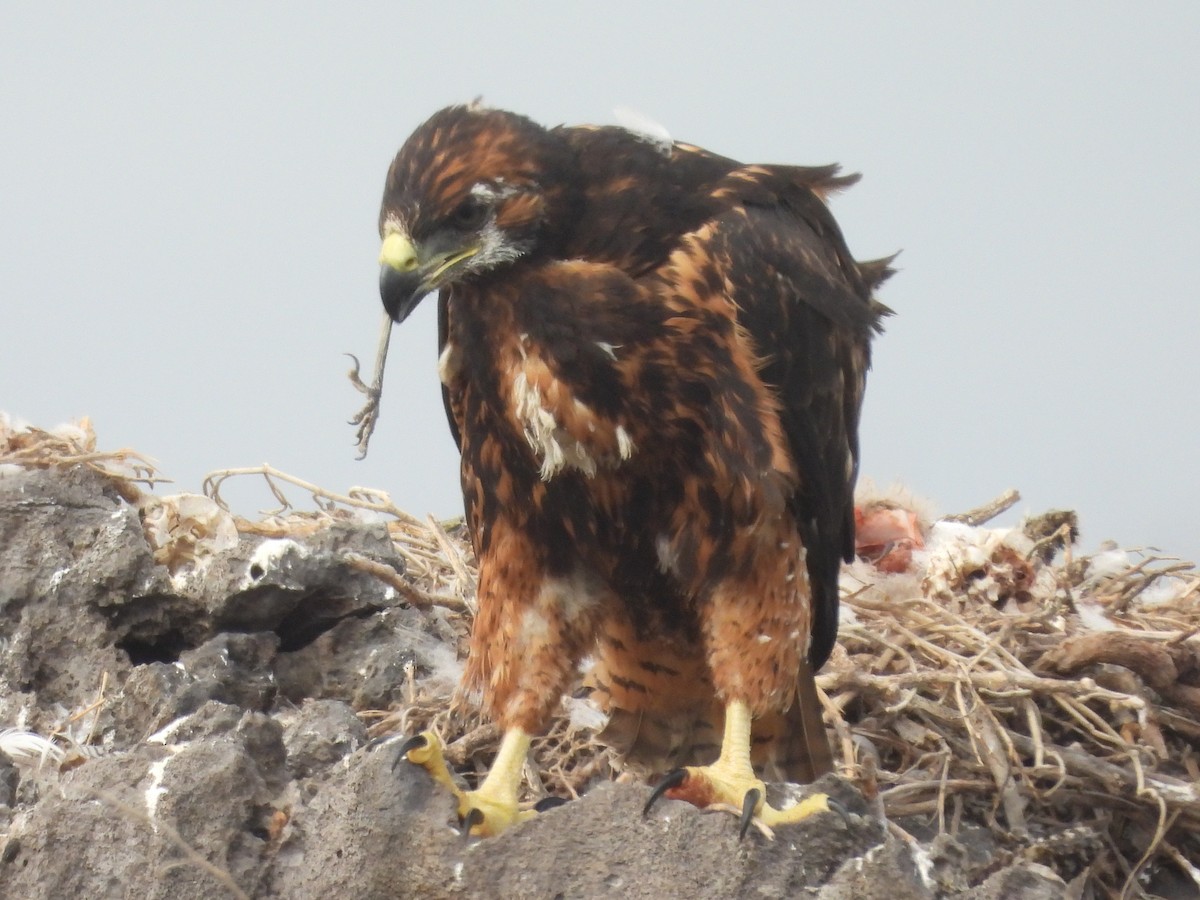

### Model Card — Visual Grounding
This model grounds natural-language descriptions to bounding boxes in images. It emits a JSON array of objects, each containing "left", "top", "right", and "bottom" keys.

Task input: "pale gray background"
[{"left": 3, "top": 3, "right": 1197, "bottom": 558}]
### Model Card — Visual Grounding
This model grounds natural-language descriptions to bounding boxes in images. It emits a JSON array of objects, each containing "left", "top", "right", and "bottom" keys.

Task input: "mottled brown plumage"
[{"left": 379, "top": 104, "right": 889, "bottom": 834}]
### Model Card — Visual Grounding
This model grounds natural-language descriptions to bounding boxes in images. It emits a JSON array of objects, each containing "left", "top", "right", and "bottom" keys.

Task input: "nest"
[
  {"left": 832, "top": 538, "right": 1200, "bottom": 896},
  {"left": 5, "top": 417, "right": 1199, "bottom": 898},
  {"left": 0, "top": 415, "right": 165, "bottom": 502}
]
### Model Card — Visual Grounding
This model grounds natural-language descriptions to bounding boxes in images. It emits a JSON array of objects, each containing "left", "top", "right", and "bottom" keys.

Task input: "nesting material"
[
  {"left": 0, "top": 414, "right": 164, "bottom": 503},
  {"left": 5, "top": 417, "right": 1198, "bottom": 897},
  {"left": 834, "top": 509, "right": 1200, "bottom": 896}
]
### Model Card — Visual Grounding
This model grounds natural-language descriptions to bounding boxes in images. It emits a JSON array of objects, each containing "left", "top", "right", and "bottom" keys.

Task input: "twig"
[
  {"left": 347, "top": 311, "right": 395, "bottom": 459},
  {"left": 426, "top": 515, "right": 476, "bottom": 612},
  {"left": 202, "top": 463, "right": 422, "bottom": 525},
  {"left": 942, "top": 489, "right": 1021, "bottom": 526},
  {"left": 341, "top": 551, "right": 469, "bottom": 612}
]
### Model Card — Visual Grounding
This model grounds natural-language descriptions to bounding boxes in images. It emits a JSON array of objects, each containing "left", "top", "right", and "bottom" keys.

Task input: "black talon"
[
  {"left": 392, "top": 734, "right": 429, "bottom": 770},
  {"left": 738, "top": 788, "right": 762, "bottom": 840},
  {"left": 460, "top": 807, "right": 485, "bottom": 837},
  {"left": 827, "top": 797, "right": 852, "bottom": 828},
  {"left": 534, "top": 796, "right": 569, "bottom": 813},
  {"left": 643, "top": 768, "right": 688, "bottom": 817}
]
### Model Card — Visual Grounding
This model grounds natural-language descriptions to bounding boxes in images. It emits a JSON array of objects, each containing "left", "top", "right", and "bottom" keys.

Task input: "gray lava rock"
[
  {"left": 274, "top": 603, "right": 462, "bottom": 708},
  {"left": 282, "top": 699, "right": 368, "bottom": 779},
  {"left": 0, "top": 740, "right": 266, "bottom": 898},
  {"left": 964, "top": 863, "right": 1068, "bottom": 899},
  {"left": 0, "top": 754, "right": 17, "bottom": 809},
  {"left": 0, "top": 466, "right": 152, "bottom": 732}
]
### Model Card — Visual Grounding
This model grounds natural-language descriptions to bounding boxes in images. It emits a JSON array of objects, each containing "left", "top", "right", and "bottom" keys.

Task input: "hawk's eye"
[{"left": 450, "top": 197, "right": 489, "bottom": 231}]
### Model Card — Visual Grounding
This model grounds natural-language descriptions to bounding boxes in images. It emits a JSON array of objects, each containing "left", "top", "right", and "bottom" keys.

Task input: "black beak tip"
[{"left": 379, "top": 264, "right": 426, "bottom": 324}]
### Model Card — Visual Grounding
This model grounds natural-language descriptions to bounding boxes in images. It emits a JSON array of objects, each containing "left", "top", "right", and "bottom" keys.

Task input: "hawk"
[{"left": 379, "top": 105, "right": 890, "bottom": 836}]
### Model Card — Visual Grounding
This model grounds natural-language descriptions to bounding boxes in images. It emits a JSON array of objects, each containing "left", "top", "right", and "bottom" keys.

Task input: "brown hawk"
[{"left": 379, "top": 104, "right": 890, "bottom": 836}]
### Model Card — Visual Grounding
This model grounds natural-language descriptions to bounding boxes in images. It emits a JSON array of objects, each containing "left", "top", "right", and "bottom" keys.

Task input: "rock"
[
  {"left": 964, "top": 863, "right": 1068, "bottom": 900},
  {"left": 0, "top": 740, "right": 267, "bottom": 898},
  {"left": 0, "top": 466, "right": 150, "bottom": 732},
  {"left": 265, "top": 752, "right": 890, "bottom": 900},
  {"left": 281, "top": 699, "right": 367, "bottom": 779},
  {"left": 0, "top": 754, "right": 18, "bottom": 809},
  {"left": 815, "top": 836, "right": 935, "bottom": 900},
  {"left": 262, "top": 743, "right": 459, "bottom": 898},
  {"left": 461, "top": 779, "right": 886, "bottom": 899}
]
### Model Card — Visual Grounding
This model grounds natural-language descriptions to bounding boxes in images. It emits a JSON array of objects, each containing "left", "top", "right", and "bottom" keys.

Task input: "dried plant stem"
[
  {"left": 943, "top": 489, "right": 1021, "bottom": 526},
  {"left": 347, "top": 311, "right": 395, "bottom": 459}
]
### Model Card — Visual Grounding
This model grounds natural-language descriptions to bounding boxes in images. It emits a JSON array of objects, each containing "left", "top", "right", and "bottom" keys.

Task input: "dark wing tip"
[
  {"left": 795, "top": 164, "right": 862, "bottom": 198},
  {"left": 858, "top": 253, "right": 899, "bottom": 332},
  {"left": 857, "top": 252, "right": 900, "bottom": 290}
]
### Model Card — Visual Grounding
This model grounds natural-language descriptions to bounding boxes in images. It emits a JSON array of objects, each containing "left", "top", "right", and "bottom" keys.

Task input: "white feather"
[
  {"left": 0, "top": 728, "right": 65, "bottom": 769},
  {"left": 612, "top": 106, "right": 673, "bottom": 154}
]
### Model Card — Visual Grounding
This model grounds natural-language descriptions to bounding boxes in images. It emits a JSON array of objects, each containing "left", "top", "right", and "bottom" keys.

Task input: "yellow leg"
[
  {"left": 645, "top": 700, "right": 834, "bottom": 835},
  {"left": 400, "top": 727, "right": 538, "bottom": 837}
]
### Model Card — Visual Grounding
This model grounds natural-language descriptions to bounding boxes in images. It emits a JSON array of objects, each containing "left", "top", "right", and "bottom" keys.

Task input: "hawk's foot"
[
  {"left": 641, "top": 699, "right": 839, "bottom": 838},
  {"left": 396, "top": 728, "right": 539, "bottom": 837},
  {"left": 644, "top": 763, "right": 835, "bottom": 838}
]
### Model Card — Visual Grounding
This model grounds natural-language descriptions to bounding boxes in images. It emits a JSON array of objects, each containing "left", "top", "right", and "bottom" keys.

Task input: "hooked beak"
[{"left": 378, "top": 232, "right": 477, "bottom": 323}]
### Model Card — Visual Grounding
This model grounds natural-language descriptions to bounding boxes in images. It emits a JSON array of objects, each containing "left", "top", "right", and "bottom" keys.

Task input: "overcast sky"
[{"left": 3, "top": 3, "right": 1197, "bottom": 560}]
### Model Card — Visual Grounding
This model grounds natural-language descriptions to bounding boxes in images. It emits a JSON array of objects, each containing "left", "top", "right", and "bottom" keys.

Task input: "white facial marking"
[
  {"left": 469, "top": 181, "right": 515, "bottom": 203},
  {"left": 470, "top": 219, "right": 528, "bottom": 272},
  {"left": 444, "top": 180, "right": 533, "bottom": 276}
]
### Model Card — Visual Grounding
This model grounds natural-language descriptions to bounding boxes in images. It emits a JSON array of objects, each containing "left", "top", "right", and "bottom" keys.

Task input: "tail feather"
[
  {"left": 587, "top": 636, "right": 832, "bottom": 783},
  {"left": 594, "top": 703, "right": 722, "bottom": 777},
  {"left": 754, "top": 658, "right": 833, "bottom": 782}
]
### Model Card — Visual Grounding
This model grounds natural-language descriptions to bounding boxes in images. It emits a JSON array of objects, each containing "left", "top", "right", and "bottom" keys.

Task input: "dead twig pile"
[
  {"left": 828, "top": 520, "right": 1200, "bottom": 897},
  {"left": 0, "top": 416, "right": 168, "bottom": 502}
]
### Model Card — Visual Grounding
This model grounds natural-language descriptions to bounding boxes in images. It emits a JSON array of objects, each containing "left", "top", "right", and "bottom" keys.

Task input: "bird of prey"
[{"left": 377, "top": 104, "right": 890, "bottom": 837}]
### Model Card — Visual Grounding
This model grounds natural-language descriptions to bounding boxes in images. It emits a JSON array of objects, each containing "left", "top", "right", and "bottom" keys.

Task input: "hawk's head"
[{"left": 377, "top": 105, "right": 577, "bottom": 323}]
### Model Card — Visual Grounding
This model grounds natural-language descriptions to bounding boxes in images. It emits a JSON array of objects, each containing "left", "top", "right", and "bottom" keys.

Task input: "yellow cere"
[{"left": 379, "top": 233, "right": 419, "bottom": 272}]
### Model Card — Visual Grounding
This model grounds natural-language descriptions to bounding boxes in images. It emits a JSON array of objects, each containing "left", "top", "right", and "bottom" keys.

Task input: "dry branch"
[
  {"left": 347, "top": 311, "right": 394, "bottom": 459},
  {"left": 942, "top": 489, "right": 1021, "bottom": 526}
]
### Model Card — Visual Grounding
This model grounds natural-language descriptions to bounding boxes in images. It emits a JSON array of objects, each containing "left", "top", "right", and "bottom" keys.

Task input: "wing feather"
[{"left": 693, "top": 168, "right": 888, "bottom": 668}]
